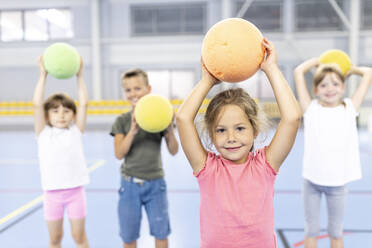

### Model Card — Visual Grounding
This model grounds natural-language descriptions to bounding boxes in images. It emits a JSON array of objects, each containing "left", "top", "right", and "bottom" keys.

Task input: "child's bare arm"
[
  {"left": 349, "top": 66, "right": 372, "bottom": 110},
  {"left": 176, "top": 62, "right": 219, "bottom": 173},
  {"left": 294, "top": 57, "right": 319, "bottom": 111},
  {"left": 114, "top": 113, "right": 138, "bottom": 160},
  {"left": 164, "top": 117, "right": 179, "bottom": 155},
  {"left": 75, "top": 57, "right": 89, "bottom": 133},
  {"left": 261, "top": 39, "right": 302, "bottom": 172},
  {"left": 33, "top": 56, "right": 47, "bottom": 136}
]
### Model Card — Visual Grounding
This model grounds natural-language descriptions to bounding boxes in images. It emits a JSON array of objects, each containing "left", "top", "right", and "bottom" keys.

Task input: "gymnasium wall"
[{"left": 1, "top": 0, "right": 372, "bottom": 125}]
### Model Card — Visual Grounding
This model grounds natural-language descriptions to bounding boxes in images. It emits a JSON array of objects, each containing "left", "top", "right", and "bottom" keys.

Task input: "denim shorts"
[
  {"left": 303, "top": 179, "right": 347, "bottom": 238},
  {"left": 118, "top": 176, "right": 170, "bottom": 244}
]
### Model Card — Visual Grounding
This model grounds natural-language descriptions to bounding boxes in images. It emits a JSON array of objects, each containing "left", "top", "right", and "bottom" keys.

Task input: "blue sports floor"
[{"left": 0, "top": 127, "right": 371, "bottom": 247}]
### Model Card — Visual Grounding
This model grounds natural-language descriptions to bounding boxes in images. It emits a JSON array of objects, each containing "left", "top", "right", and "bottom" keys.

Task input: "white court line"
[
  {"left": 0, "top": 159, "right": 38, "bottom": 165},
  {"left": 0, "top": 159, "right": 103, "bottom": 166},
  {"left": 0, "top": 159, "right": 106, "bottom": 226}
]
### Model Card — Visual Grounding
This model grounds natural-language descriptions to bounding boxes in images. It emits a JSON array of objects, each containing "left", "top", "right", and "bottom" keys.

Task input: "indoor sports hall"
[{"left": 0, "top": 0, "right": 372, "bottom": 247}]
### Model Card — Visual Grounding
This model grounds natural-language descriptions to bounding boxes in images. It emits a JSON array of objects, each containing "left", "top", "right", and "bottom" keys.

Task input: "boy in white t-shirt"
[
  {"left": 294, "top": 58, "right": 372, "bottom": 248},
  {"left": 33, "top": 56, "right": 90, "bottom": 248}
]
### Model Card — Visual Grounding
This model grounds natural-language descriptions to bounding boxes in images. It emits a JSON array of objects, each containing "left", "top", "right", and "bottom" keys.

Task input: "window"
[
  {"left": 0, "top": 8, "right": 73, "bottom": 42},
  {"left": 131, "top": 3, "right": 206, "bottom": 36},
  {"left": 362, "top": 0, "right": 372, "bottom": 30},
  {"left": 295, "top": 0, "right": 345, "bottom": 31},
  {"left": 235, "top": 0, "right": 282, "bottom": 32},
  {"left": 147, "top": 70, "right": 195, "bottom": 99},
  {"left": 25, "top": 10, "right": 48, "bottom": 41},
  {"left": 41, "top": 9, "right": 73, "bottom": 39},
  {"left": 0, "top": 11, "right": 23, "bottom": 41}
]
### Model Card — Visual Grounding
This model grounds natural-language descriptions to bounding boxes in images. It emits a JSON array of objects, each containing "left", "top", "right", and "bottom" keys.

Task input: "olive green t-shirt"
[{"left": 110, "top": 112, "right": 165, "bottom": 180}]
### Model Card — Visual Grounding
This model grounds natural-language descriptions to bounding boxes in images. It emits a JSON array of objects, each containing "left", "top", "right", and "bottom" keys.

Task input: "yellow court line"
[
  {"left": 87, "top": 159, "right": 106, "bottom": 173},
  {"left": 0, "top": 159, "right": 106, "bottom": 226},
  {"left": 0, "top": 195, "right": 44, "bottom": 225}
]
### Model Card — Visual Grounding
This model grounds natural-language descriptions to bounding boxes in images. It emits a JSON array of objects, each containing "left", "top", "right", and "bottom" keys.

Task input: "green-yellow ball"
[
  {"left": 319, "top": 49, "right": 351, "bottom": 76},
  {"left": 134, "top": 94, "right": 173, "bottom": 133},
  {"left": 43, "top": 43, "right": 80, "bottom": 79}
]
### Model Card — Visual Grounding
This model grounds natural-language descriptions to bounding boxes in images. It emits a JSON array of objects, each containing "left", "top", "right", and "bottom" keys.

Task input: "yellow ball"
[
  {"left": 202, "top": 18, "right": 264, "bottom": 83},
  {"left": 134, "top": 94, "right": 173, "bottom": 133},
  {"left": 319, "top": 49, "right": 351, "bottom": 75}
]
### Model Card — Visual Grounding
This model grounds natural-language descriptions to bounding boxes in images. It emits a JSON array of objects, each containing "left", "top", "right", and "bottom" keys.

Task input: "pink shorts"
[{"left": 43, "top": 186, "right": 87, "bottom": 221}]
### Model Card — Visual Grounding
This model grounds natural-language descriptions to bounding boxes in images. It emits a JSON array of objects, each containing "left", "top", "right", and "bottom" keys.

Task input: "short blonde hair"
[{"left": 121, "top": 68, "right": 149, "bottom": 85}]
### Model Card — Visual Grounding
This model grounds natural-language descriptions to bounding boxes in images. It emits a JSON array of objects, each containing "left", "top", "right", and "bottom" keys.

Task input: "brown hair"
[
  {"left": 43, "top": 93, "right": 76, "bottom": 125},
  {"left": 313, "top": 63, "right": 345, "bottom": 88},
  {"left": 121, "top": 68, "right": 149, "bottom": 85},
  {"left": 204, "top": 88, "right": 268, "bottom": 148}
]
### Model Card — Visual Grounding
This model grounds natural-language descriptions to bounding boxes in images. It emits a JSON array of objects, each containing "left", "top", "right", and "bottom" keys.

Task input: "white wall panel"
[
  {"left": 363, "top": 36, "right": 372, "bottom": 61},
  {"left": 109, "top": 41, "right": 202, "bottom": 65},
  {"left": 0, "top": 46, "right": 91, "bottom": 67},
  {"left": 0, "top": 0, "right": 87, "bottom": 9}
]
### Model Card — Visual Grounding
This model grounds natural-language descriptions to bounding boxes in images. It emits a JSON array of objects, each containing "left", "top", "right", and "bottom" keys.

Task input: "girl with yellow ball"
[{"left": 294, "top": 52, "right": 372, "bottom": 248}]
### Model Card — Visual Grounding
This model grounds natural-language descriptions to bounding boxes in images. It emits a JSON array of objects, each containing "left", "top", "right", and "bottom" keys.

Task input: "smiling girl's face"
[
  {"left": 315, "top": 72, "right": 345, "bottom": 107},
  {"left": 212, "top": 104, "right": 256, "bottom": 164}
]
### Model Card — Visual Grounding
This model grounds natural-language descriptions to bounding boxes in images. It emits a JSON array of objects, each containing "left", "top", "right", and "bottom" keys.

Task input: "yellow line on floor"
[
  {"left": 0, "top": 195, "right": 44, "bottom": 225},
  {"left": 87, "top": 159, "right": 106, "bottom": 173},
  {"left": 0, "top": 159, "right": 106, "bottom": 226}
]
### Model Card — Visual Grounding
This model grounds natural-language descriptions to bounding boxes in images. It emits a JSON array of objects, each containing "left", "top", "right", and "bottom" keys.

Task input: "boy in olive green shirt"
[{"left": 110, "top": 68, "right": 178, "bottom": 248}]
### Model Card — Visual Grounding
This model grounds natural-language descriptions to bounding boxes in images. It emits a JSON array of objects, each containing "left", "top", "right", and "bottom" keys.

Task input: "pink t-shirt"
[{"left": 195, "top": 147, "right": 277, "bottom": 248}]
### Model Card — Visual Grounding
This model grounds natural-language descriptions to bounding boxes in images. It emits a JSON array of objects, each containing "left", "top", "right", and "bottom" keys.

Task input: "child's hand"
[
  {"left": 129, "top": 111, "right": 139, "bottom": 135},
  {"left": 260, "top": 38, "right": 278, "bottom": 73},
  {"left": 201, "top": 58, "right": 221, "bottom": 86},
  {"left": 345, "top": 65, "right": 357, "bottom": 77},
  {"left": 309, "top": 57, "right": 320, "bottom": 67},
  {"left": 37, "top": 56, "right": 47, "bottom": 77},
  {"left": 76, "top": 56, "right": 83, "bottom": 78},
  {"left": 295, "top": 57, "right": 320, "bottom": 74},
  {"left": 166, "top": 114, "right": 176, "bottom": 132},
  {"left": 346, "top": 65, "right": 372, "bottom": 77}
]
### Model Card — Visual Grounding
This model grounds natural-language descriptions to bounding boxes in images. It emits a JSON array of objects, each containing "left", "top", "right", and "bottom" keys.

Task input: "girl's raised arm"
[
  {"left": 176, "top": 63, "right": 219, "bottom": 173},
  {"left": 33, "top": 56, "right": 47, "bottom": 136},
  {"left": 164, "top": 116, "right": 179, "bottom": 156},
  {"left": 75, "top": 57, "right": 89, "bottom": 133},
  {"left": 349, "top": 66, "right": 372, "bottom": 111},
  {"left": 261, "top": 39, "right": 302, "bottom": 172},
  {"left": 294, "top": 57, "right": 319, "bottom": 112}
]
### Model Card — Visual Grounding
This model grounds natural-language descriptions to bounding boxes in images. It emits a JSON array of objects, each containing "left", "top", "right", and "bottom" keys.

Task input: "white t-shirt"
[
  {"left": 302, "top": 99, "right": 362, "bottom": 186},
  {"left": 37, "top": 125, "right": 89, "bottom": 190}
]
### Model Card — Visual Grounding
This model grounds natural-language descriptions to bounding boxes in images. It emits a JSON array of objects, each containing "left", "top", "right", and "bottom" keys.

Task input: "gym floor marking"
[{"left": 0, "top": 159, "right": 106, "bottom": 226}]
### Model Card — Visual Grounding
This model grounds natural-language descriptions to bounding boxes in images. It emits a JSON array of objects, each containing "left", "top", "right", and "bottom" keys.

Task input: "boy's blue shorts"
[{"left": 118, "top": 176, "right": 170, "bottom": 244}]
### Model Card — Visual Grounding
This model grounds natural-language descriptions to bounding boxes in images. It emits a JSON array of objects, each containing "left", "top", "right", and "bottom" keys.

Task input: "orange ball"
[{"left": 202, "top": 18, "right": 265, "bottom": 83}]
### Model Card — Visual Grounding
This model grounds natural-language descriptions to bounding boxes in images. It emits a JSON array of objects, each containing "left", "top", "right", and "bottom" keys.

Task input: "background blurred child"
[
  {"left": 110, "top": 69, "right": 178, "bottom": 248},
  {"left": 33, "top": 56, "right": 89, "bottom": 248},
  {"left": 294, "top": 58, "right": 372, "bottom": 248}
]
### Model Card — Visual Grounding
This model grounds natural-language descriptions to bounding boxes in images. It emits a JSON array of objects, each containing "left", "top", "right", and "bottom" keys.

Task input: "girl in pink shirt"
[{"left": 176, "top": 38, "right": 302, "bottom": 248}]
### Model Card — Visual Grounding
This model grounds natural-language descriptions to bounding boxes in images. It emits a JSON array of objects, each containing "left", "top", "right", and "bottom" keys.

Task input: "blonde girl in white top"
[{"left": 294, "top": 58, "right": 372, "bottom": 248}]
